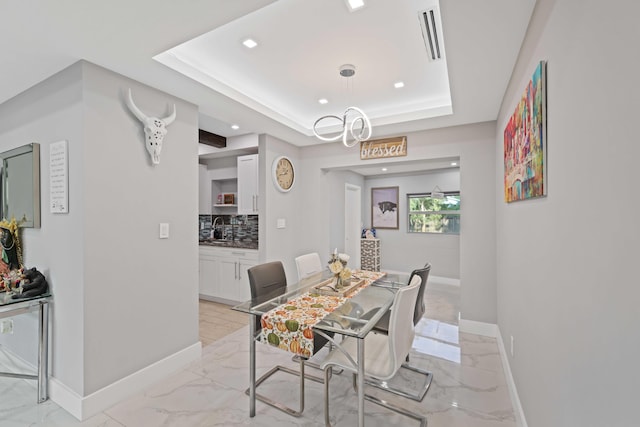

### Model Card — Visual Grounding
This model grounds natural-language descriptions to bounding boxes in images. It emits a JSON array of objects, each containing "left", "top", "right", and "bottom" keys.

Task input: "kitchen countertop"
[{"left": 199, "top": 239, "right": 258, "bottom": 250}]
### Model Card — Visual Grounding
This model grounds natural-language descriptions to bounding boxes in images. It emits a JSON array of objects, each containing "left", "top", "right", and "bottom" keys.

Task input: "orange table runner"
[{"left": 261, "top": 270, "right": 386, "bottom": 356}]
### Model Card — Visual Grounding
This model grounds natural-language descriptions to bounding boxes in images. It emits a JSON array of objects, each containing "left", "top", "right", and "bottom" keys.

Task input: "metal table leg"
[
  {"left": 37, "top": 300, "right": 49, "bottom": 403},
  {"left": 357, "top": 338, "right": 364, "bottom": 427},
  {"left": 250, "top": 316, "right": 256, "bottom": 417}
]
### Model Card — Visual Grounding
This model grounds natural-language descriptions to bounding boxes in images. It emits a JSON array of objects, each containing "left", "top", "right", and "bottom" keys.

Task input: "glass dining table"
[{"left": 232, "top": 270, "right": 409, "bottom": 427}]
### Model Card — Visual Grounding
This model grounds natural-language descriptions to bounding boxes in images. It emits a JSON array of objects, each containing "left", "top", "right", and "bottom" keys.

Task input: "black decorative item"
[{"left": 12, "top": 267, "right": 48, "bottom": 299}]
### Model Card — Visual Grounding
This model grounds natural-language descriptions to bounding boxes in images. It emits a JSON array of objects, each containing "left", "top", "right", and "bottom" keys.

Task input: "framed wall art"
[
  {"left": 504, "top": 60, "right": 547, "bottom": 202},
  {"left": 371, "top": 186, "right": 399, "bottom": 229}
]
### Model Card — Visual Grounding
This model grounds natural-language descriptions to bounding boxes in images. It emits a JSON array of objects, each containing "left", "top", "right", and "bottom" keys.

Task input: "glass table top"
[
  {"left": 233, "top": 270, "right": 410, "bottom": 339},
  {"left": 0, "top": 291, "right": 52, "bottom": 310}
]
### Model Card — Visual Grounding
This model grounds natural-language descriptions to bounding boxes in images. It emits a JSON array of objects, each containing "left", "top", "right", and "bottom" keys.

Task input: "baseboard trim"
[
  {"left": 458, "top": 318, "right": 497, "bottom": 337},
  {"left": 51, "top": 342, "right": 202, "bottom": 420},
  {"left": 497, "top": 329, "right": 528, "bottom": 427}
]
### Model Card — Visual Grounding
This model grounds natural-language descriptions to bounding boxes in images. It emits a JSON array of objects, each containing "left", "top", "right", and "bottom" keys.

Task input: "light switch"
[
  {"left": 159, "top": 223, "right": 169, "bottom": 239},
  {"left": 276, "top": 218, "right": 286, "bottom": 229}
]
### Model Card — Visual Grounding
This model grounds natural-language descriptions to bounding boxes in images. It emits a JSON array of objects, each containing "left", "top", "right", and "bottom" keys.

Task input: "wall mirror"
[{"left": 0, "top": 143, "right": 41, "bottom": 228}]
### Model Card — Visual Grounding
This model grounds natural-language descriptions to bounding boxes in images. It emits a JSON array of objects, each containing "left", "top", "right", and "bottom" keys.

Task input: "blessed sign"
[{"left": 360, "top": 137, "right": 407, "bottom": 160}]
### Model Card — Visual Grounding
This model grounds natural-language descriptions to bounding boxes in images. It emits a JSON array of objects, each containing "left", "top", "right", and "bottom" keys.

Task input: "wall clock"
[{"left": 272, "top": 156, "right": 295, "bottom": 192}]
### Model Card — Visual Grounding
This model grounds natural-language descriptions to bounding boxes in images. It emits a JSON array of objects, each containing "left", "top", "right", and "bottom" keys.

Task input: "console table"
[{"left": 0, "top": 293, "right": 51, "bottom": 403}]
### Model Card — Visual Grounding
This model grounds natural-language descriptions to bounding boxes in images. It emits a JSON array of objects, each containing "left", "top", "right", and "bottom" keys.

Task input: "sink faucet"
[{"left": 212, "top": 216, "right": 223, "bottom": 239}]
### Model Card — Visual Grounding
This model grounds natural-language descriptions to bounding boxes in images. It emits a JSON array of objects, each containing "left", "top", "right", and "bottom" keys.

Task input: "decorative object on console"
[
  {"left": 371, "top": 186, "right": 399, "bottom": 229},
  {"left": 271, "top": 156, "right": 295, "bottom": 192},
  {"left": 361, "top": 238, "right": 381, "bottom": 272},
  {"left": 312, "top": 64, "right": 372, "bottom": 147},
  {"left": 0, "top": 218, "right": 23, "bottom": 277},
  {"left": 12, "top": 267, "right": 49, "bottom": 299},
  {"left": 124, "top": 88, "right": 176, "bottom": 166},
  {"left": 1, "top": 267, "right": 23, "bottom": 294},
  {"left": 361, "top": 228, "right": 376, "bottom": 239},
  {"left": 504, "top": 60, "right": 547, "bottom": 202}
]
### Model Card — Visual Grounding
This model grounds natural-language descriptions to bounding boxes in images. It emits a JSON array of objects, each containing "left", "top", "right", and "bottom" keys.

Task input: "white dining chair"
[
  {"left": 295, "top": 252, "right": 324, "bottom": 281},
  {"left": 364, "top": 264, "right": 433, "bottom": 402},
  {"left": 319, "top": 274, "right": 427, "bottom": 426}
]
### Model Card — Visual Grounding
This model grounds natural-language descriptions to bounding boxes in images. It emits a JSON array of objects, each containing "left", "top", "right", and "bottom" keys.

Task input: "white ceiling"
[{"left": 0, "top": 0, "right": 536, "bottom": 149}]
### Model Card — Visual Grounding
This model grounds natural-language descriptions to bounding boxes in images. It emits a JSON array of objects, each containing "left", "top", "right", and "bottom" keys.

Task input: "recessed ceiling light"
[
  {"left": 394, "top": 81, "right": 405, "bottom": 89},
  {"left": 231, "top": 124, "right": 240, "bottom": 130},
  {"left": 345, "top": 0, "right": 365, "bottom": 11},
  {"left": 381, "top": 167, "right": 388, "bottom": 172},
  {"left": 451, "top": 162, "right": 457, "bottom": 166},
  {"left": 242, "top": 38, "right": 258, "bottom": 49},
  {"left": 318, "top": 98, "right": 328, "bottom": 105}
]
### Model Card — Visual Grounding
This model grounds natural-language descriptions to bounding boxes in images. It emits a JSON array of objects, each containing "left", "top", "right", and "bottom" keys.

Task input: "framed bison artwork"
[{"left": 371, "top": 186, "right": 399, "bottom": 229}]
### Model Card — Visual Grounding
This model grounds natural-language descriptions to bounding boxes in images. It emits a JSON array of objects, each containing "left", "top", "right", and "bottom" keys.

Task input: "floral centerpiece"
[{"left": 328, "top": 250, "right": 352, "bottom": 289}]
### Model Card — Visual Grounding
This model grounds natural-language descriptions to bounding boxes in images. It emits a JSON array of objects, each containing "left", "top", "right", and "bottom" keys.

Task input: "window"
[{"left": 408, "top": 192, "right": 460, "bottom": 234}]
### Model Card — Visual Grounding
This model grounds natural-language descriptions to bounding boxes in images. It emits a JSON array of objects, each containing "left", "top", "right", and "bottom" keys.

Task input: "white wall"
[
  {"left": 0, "top": 61, "right": 200, "bottom": 410},
  {"left": 81, "top": 62, "right": 199, "bottom": 395},
  {"left": 364, "top": 169, "right": 460, "bottom": 278},
  {"left": 0, "top": 63, "right": 86, "bottom": 393},
  {"left": 495, "top": 0, "right": 640, "bottom": 425},
  {"left": 258, "top": 134, "right": 303, "bottom": 282}
]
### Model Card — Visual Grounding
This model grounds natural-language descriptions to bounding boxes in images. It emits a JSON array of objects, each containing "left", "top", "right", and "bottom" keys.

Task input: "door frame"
[{"left": 344, "top": 183, "right": 362, "bottom": 269}]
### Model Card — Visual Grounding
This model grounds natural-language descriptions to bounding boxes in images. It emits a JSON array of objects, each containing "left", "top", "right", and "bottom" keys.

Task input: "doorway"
[{"left": 344, "top": 183, "right": 361, "bottom": 268}]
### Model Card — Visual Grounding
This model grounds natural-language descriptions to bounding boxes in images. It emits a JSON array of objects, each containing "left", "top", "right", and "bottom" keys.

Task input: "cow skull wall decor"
[{"left": 125, "top": 88, "right": 176, "bottom": 165}]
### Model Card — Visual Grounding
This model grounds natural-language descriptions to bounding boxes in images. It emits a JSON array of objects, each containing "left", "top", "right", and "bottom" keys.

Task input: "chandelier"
[{"left": 312, "top": 64, "right": 373, "bottom": 147}]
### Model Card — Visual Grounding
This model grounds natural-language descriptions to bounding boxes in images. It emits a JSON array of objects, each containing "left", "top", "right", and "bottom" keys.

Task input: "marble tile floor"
[{"left": 0, "top": 281, "right": 516, "bottom": 427}]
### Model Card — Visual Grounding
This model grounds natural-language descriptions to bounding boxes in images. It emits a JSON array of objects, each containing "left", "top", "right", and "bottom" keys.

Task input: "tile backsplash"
[{"left": 199, "top": 214, "right": 258, "bottom": 244}]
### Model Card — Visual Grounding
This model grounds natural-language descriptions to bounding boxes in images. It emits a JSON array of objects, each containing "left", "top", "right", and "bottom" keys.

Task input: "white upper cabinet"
[
  {"left": 237, "top": 154, "right": 259, "bottom": 214},
  {"left": 199, "top": 164, "right": 212, "bottom": 214}
]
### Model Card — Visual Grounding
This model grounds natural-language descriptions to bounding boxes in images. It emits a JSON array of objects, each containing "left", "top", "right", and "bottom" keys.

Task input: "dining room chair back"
[
  {"left": 382, "top": 273, "right": 421, "bottom": 379},
  {"left": 294, "top": 252, "right": 323, "bottom": 282},
  {"left": 248, "top": 261, "right": 287, "bottom": 335},
  {"left": 367, "top": 263, "right": 431, "bottom": 334},
  {"left": 411, "top": 263, "right": 431, "bottom": 325}
]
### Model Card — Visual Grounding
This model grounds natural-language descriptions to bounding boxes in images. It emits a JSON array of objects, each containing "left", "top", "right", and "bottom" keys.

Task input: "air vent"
[{"left": 419, "top": 8, "right": 443, "bottom": 61}]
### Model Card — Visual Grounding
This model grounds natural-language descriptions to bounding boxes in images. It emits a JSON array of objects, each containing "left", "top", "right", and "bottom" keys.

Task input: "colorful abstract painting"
[{"left": 504, "top": 61, "right": 547, "bottom": 202}]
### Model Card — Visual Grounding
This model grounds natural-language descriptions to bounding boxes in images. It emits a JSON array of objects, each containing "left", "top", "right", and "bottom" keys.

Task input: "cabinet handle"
[{"left": 236, "top": 262, "right": 240, "bottom": 280}]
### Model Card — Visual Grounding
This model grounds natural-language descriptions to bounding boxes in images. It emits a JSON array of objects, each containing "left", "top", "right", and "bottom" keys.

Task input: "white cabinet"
[
  {"left": 198, "top": 164, "right": 212, "bottom": 214},
  {"left": 199, "top": 248, "right": 219, "bottom": 296},
  {"left": 219, "top": 258, "right": 240, "bottom": 301},
  {"left": 198, "top": 246, "right": 258, "bottom": 304},
  {"left": 219, "top": 250, "right": 257, "bottom": 302},
  {"left": 237, "top": 154, "right": 259, "bottom": 214}
]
